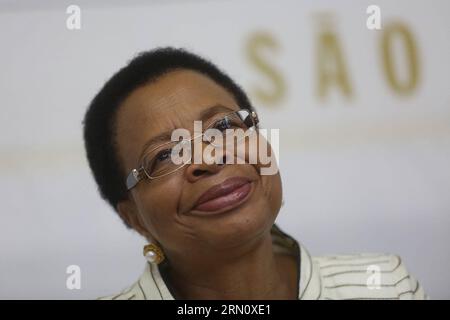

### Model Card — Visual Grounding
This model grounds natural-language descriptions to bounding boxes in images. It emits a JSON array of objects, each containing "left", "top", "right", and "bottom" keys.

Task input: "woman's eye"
[
  {"left": 213, "top": 117, "right": 233, "bottom": 131},
  {"left": 155, "top": 149, "right": 171, "bottom": 162}
]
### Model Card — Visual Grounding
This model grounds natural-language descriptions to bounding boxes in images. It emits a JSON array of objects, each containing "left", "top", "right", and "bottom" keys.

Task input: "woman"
[{"left": 83, "top": 47, "right": 427, "bottom": 300}]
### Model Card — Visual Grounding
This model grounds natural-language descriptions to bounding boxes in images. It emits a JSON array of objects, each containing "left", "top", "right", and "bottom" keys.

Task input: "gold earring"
[{"left": 143, "top": 243, "right": 165, "bottom": 264}]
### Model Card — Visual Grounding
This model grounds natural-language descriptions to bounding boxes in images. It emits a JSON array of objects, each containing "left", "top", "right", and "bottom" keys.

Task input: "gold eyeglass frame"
[{"left": 125, "top": 109, "right": 259, "bottom": 190}]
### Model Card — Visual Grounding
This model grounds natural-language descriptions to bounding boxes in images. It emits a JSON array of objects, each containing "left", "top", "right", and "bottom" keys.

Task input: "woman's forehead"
[{"left": 118, "top": 70, "right": 238, "bottom": 128}]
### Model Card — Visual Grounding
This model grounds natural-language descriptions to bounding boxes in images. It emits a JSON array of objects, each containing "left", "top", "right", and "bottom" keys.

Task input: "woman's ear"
[{"left": 116, "top": 200, "right": 149, "bottom": 238}]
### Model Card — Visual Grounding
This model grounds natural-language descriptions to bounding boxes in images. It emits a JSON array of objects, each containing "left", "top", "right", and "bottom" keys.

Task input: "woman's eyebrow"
[
  {"left": 199, "top": 104, "right": 235, "bottom": 121},
  {"left": 139, "top": 131, "right": 173, "bottom": 159},
  {"left": 138, "top": 104, "right": 234, "bottom": 159}
]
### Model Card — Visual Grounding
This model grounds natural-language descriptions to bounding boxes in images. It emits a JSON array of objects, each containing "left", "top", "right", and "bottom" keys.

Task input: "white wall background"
[{"left": 0, "top": 0, "right": 449, "bottom": 299}]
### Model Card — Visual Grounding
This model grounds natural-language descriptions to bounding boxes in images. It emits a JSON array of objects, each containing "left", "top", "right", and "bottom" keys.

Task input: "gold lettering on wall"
[
  {"left": 315, "top": 16, "right": 353, "bottom": 101},
  {"left": 246, "top": 32, "right": 286, "bottom": 106},
  {"left": 381, "top": 22, "right": 420, "bottom": 95}
]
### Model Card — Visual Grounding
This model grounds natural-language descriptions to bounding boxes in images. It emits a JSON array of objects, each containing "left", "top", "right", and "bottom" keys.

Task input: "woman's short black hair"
[{"left": 83, "top": 47, "right": 254, "bottom": 226}]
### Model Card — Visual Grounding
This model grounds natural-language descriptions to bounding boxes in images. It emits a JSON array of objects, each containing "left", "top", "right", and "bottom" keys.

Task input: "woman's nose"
[{"left": 184, "top": 152, "right": 228, "bottom": 183}]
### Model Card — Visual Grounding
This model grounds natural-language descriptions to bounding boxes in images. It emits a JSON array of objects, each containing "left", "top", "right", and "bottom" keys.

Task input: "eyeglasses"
[{"left": 126, "top": 108, "right": 259, "bottom": 190}]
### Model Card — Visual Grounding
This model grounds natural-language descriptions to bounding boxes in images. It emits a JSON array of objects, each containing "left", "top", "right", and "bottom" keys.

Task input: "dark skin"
[{"left": 114, "top": 69, "right": 298, "bottom": 299}]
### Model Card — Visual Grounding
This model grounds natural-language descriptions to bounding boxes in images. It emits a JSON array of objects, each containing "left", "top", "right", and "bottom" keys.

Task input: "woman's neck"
[{"left": 164, "top": 232, "right": 298, "bottom": 300}]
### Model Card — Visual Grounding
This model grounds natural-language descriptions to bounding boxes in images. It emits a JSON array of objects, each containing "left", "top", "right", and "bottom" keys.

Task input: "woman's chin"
[{"left": 194, "top": 205, "right": 275, "bottom": 251}]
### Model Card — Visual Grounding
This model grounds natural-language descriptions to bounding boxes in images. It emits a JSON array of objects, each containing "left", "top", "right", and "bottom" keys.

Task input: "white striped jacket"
[{"left": 99, "top": 225, "right": 427, "bottom": 300}]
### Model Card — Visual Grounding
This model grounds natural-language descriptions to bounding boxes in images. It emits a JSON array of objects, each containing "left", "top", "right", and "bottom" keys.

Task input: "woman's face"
[{"left": 115, "top": 69, "right": 282, "bottom": 259}]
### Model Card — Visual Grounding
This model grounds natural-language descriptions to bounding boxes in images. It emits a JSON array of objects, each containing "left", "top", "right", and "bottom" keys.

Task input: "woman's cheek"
[
  {"left": 271, "top": 172, "right": 283, "bottom": 211},
  {"left": 261, "top": 172, "right": 282, "bottom": 214},
  {"left": 245, "top": 132, "right": 279, "bottom": 177},
  {"left": 135, "top": 183, "right": 179, "bottom": 232}
]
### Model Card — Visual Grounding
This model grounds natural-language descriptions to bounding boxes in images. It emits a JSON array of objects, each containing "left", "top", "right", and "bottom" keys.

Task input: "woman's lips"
[{"left": 191, "top": 177, "right": 253, "bottom": 214}]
